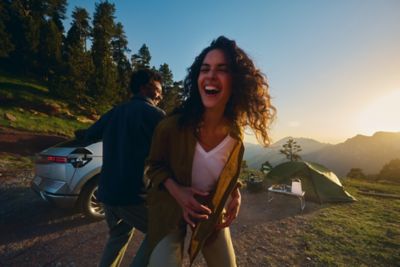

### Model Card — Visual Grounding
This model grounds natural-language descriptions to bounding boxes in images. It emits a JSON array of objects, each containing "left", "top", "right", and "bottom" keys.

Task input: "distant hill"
[
  {"left": 303, "top": 132, "right": 400, "bottom": 176},
  {"left": 245, "top": 132, "right": 400, "bottom": 177}
]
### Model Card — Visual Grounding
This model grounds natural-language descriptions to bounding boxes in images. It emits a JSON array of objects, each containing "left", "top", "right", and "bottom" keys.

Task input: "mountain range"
[{"left": 244, "top": 131, "right": 400, "bottom": 177}]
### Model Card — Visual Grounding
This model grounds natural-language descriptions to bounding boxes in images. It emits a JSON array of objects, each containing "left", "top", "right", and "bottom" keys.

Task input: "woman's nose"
[{"left": 207, "top": 68, "right": 217, "bottom": 78}]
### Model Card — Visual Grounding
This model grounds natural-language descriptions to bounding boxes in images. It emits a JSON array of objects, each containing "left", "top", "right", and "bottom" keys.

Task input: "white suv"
[{"left": 31, "top": 139, "right": 105, "bottom": 220}]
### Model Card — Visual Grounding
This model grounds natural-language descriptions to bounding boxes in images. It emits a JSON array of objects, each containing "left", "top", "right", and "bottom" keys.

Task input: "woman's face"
[{"left": 197, "top": 49, "right": 232, "bottom": 113}]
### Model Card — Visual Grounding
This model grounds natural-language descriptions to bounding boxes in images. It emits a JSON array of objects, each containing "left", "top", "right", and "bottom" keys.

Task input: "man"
[{"left": 83, "top": 69, "right": 165, "bottom": 267}]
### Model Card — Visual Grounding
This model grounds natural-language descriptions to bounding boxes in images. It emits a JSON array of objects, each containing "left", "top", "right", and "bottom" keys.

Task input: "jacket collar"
[{"left": 132, "top": 95, "right": 155, "bottom": 106}]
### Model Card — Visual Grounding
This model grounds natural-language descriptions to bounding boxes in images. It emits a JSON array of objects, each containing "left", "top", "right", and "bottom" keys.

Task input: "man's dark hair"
[{"left": 129, "top": 69, "right": 162, "bottom": 94}]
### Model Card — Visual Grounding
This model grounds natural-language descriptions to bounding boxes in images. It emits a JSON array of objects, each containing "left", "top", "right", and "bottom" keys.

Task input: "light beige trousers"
[{"left": 148, "top": 227, "right": 237, "bottom": 267}]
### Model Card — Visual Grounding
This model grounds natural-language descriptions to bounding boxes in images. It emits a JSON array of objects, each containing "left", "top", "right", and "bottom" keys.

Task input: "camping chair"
[{"left": 267, "top": 178, "right": 306, "bottom": 211}]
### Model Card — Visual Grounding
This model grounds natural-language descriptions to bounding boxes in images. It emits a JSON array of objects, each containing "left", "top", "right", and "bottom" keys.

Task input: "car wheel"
[{"left": 79, "top": 178, "right": 105, "bottom": 220}]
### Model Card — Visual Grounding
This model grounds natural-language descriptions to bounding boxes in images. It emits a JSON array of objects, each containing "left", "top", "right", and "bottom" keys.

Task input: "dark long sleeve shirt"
[{"left": 85, "top": 96, "right": 165, "bottom": 205}]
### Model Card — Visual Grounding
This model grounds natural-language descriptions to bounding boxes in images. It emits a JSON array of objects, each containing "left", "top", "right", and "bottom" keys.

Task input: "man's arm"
[{"left": 84, "top": 108, "right": 115, "bottom": 142}]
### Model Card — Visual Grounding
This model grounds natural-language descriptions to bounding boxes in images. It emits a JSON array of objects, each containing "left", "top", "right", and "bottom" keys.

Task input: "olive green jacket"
[{"left": 146, "top": 114, "right": 244, "bottom": 265}]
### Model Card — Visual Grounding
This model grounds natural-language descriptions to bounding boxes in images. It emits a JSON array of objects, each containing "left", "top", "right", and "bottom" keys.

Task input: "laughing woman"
[{"left": 146, "top": 36, "right": 276, "bottom": 267}]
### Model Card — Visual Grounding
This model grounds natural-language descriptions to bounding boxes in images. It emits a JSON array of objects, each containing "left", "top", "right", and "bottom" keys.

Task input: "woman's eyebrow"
[
  {"left": 217, "top": 64, "right": 229, "bottom": 68},
  {"left": 201, "top": 63, "right": 229, "bottom": 67}
]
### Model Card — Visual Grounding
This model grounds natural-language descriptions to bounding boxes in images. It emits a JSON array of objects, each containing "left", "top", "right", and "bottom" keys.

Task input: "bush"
[
  {"left": 347, "top": 168, "right": 366, "bottom": 179},
  {"left": 379, "top": 159, "right": 400, "bottom": 182}
]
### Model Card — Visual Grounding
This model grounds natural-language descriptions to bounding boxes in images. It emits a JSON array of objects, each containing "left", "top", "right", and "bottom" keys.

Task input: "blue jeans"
[{"left": 99, "top": 204, "right": 149, "bottom": 267}]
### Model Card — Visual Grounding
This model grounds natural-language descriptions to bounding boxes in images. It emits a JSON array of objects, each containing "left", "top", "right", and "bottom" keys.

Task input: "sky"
[{"left": 66, "top": 0, "right": 400, "bottom": 144}]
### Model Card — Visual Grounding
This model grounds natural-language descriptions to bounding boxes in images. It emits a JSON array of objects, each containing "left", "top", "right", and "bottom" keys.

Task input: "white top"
[{"left": 191, "top": 135, "right": 237, "bottom": 192}]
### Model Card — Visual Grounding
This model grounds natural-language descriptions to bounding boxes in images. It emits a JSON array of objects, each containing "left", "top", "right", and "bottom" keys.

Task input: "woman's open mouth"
[{"left": 204, "top": 86, "right": 221, "bottom": 95}]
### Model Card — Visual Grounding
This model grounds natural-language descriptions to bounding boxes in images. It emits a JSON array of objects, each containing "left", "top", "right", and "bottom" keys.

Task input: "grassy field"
[
  {"left": 0, "top": 153, "right": 34, "bottom": 169},
  {"left": 0, "top": 73, "right": 92, "bottom": 136},
  {"left": 302, "top": 178, "right": 400, "bottom": 266},
  {"left": 236, "top": 166, "right": 399, "bottom": 266}
]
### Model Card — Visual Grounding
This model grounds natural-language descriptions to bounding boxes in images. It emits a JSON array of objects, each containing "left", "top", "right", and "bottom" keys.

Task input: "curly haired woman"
[{"left": 145, "top": 36, "right": 276, "bottom": 267}]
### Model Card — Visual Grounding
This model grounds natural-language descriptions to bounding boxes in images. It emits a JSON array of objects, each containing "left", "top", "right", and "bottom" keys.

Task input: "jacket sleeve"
[
  {"left": 84, "top": 108, "right": 115, "bottom": 142},
  {"left": 145, "top": 120, "right": 174, "bottom": 189}
]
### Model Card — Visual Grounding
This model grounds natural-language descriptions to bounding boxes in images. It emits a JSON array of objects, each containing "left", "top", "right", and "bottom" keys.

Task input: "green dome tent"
[{"left": 267, "top": 161, "right": 355, "bottom": 203}]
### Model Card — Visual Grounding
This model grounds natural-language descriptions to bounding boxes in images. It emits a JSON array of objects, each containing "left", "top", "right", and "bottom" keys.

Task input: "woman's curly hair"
[{"left": 178, "top": 36, "right": 276, "bottom": 146}]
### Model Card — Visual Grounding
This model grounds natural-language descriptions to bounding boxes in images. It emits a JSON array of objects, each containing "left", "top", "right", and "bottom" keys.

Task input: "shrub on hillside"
[
  {"left": 347, "top": 168, "right": 366, "bottom": 179},
  {"left": 379, "top": 158, "right": 400, "bottom": 182}
]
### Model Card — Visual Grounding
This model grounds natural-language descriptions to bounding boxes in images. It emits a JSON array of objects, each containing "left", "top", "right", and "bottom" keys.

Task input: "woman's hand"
[
  {"left": 164, "top": 178, "right": 212, "bottom": 228},
  {"left": 216, "top": 187, "right": 241, "bottom": 229}
]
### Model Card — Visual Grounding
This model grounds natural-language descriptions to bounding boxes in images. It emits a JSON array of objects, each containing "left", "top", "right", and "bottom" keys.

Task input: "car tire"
[{"left": 78, "top": 178, "right": 105, "bottom": 220}]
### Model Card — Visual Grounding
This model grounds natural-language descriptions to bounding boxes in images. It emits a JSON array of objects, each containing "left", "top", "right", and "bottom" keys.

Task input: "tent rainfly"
[{"left": 267, "top": 161, "right": 356, "bottom": 203}]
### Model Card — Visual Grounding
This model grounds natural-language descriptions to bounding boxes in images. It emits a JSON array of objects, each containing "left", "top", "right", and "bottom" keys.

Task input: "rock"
[
  {"left": 257, "top": 246, "right": 268, "bottom": 252},
  {"left": 45, "top": 102, "right": 62, "bottom": 115},
  {"left": 88, "top": 113, "right": 100, "bottom": 121},
  {"left": 18, "top": 108, "right": 24, "bottom": 112},
  {"left": 29, "top": 109, "right": 39, "bottom": 115},
  {"left": 76, "top": 116, "right": 94, "bottom": 123},
  {"left": 62, "top": 110, "right": 75, "bottom": 119},
  {"left": 4, "top": 112, "right": 17, "bottom": 122}
]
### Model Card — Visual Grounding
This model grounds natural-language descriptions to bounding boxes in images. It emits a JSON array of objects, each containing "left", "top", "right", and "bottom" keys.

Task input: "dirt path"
[{"left": 0, "top": 128, "right": 319, "bottom": 266}]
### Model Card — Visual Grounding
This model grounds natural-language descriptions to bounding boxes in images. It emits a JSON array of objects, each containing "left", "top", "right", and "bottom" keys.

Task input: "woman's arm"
[{"left": 215, "top": 186, "right": 241, "bottom": 229}]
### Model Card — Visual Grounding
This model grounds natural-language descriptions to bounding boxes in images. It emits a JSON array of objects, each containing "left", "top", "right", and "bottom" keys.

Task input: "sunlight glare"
[{"left": 358, "top": 89, "right": 400, "bottom": 135}]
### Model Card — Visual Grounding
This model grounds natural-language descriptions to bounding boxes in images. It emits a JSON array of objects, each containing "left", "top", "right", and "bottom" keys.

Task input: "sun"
[{"left": 358, "top": 89, "right": 400, "bottom": 135}]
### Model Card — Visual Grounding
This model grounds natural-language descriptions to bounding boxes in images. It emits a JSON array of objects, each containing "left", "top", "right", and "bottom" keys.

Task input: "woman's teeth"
[{"left": 205, "top": 86, "right": 220, "bottom": 95}]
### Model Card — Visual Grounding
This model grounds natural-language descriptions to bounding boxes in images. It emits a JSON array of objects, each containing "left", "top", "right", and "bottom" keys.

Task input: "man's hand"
[
  {"left": 164, "top": 178, "right": 212, "bottom": 228},
  {"left": 216, "top": 187, "right": 241, "bottom": 229}
]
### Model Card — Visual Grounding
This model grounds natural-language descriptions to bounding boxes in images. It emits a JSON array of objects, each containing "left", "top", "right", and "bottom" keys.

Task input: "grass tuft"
[{"left": 0, "top": 73, "right": 92, "bottom": 136}]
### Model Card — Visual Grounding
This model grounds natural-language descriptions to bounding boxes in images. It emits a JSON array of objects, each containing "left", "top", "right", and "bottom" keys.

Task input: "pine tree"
[
  {"left": 90, "top": 1, "right": 118, "bottom": 112},
  {"left": 50, "top": 7, "right": 93, "bottom": 104},
  {"left": 5, "top": 0, "right": 66, "bottom": 77},
  {"left": 0, "top": 1, "right": 14, "bottom": 59},
  {"left": 38, "top": 19, "right": 63, "bottom": 80},
  {"left": 45, "top": 0, "right": 67, "bottom": 33},
  {"left": 7, "top": 0, "right": 42, "bottom": 74},
  {"left": 157, "top": 63, "right": 181, "bottom": 113},
  {"left": 131, "top": 44, "right": 151, "bottom": 70},
  {"left": 111, "top": 22, "right": 131, "bottom": 101},
  {"left": 158, "top": 63, "right": 173, "bottom": 89},
  {"left": 279, "top": 137, "right": 302, "bottom": 162},
  {"left": 38, "top": 0, "right": 66, "bottom": 80},
  {"left": 64, "top": 7, "right": 91, "bottom": 52}
]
